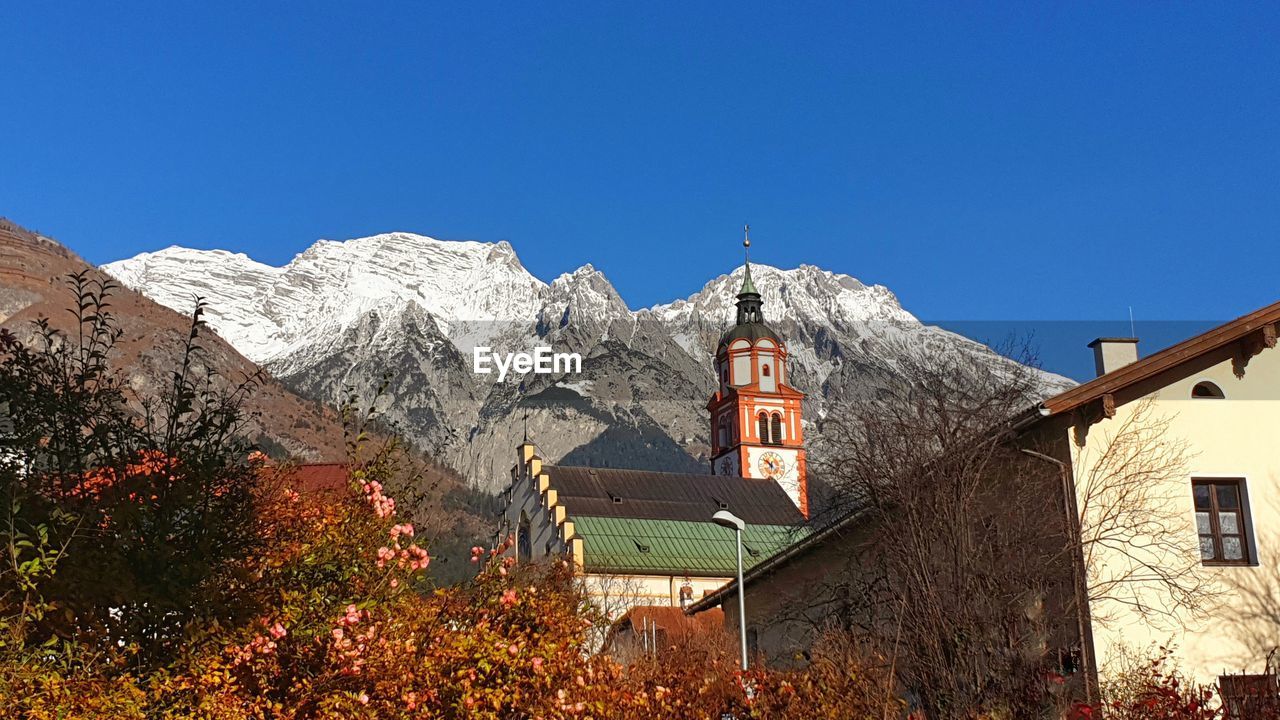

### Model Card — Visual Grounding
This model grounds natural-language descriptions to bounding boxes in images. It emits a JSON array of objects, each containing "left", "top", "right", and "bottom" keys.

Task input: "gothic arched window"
[
  {"left": 757, "top": 412, "right": 769, "bottom": 443},
  {"left": 770, "top": 413, "right": 783, "bottom": 445},
  {"left": 518, "top": 512, "right": 532, "bottom": 561}
]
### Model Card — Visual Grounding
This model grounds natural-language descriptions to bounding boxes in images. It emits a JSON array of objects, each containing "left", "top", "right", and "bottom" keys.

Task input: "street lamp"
[{"left": 712, "top": 509, "right": 748, "bottom": 671}]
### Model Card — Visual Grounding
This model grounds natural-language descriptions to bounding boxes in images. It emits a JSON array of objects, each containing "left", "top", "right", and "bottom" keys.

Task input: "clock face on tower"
[{"left": 757, "top": 451, "right": 786, "bottom": 480}]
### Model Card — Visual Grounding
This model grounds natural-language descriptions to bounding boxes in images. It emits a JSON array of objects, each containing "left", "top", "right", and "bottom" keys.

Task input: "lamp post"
[{"left": 712, "top": 509, "right": 748, "bottom": 671}]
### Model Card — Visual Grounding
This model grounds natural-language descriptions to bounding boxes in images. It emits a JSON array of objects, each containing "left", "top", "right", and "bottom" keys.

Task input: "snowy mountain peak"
[
  {"left": 105, "top": 233, "right": 927, "bottom": 367},
  {"left": 105, "top": 231, "right": 548, "bottom": 362},
  {"left": 646, "top": 262, "right": 915, "bottom": 332}
]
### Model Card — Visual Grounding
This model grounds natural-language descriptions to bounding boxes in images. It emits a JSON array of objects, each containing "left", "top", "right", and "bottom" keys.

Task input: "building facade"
[{"left": 1041, "top": 304, "right": 1280, "bottom": 686}]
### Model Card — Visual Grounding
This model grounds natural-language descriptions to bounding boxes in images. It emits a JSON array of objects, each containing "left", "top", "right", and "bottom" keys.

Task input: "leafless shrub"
[{"left": 812, "top": 341, "right": 1078, "bottom": 717}]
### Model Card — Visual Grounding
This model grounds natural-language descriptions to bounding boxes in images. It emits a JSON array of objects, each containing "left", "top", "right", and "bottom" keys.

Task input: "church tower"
[{"left": 707, "top": 228, "right": 808, "bottom": 517}]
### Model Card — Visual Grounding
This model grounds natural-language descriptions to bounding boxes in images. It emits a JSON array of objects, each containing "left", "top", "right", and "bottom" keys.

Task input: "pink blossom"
[
  {"left": 375, "top": 545, "right": 396, "bottom": 568},
  {"left": 501, "top": 589, "right": 518, "bottom": 608}
]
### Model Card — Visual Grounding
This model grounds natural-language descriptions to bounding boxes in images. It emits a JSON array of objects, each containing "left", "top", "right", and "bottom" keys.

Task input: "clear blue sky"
[{"left": 2, "top": 2, "right": 1278, "bottom": 376}]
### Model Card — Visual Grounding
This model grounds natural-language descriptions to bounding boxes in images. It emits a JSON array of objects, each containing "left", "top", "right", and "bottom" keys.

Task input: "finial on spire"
[
  {"left": 522, "top": 411, "right": 528, "bottom": 442},
  {"left": 738, "top": 223, "right": 759, "bottom": 297}
]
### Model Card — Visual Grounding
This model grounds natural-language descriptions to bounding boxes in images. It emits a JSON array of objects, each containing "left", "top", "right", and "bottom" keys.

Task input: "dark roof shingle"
[{"left": 547, "top": 465, "right": 803, "bottom": 526}]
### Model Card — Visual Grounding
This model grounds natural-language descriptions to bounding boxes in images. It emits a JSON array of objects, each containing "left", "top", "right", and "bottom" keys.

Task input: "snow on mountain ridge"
[
  {"left": 644, "top": 263, "right": 915, "bottom": 329},
  {"left": 104, "top": 232, "right": 919, "bottom": 370},
  {"left": 103, "top": 245, "right": 287, "bottom": 360},
  {"left": 105, "top": 232, "right": 550, "bottom": 361}
]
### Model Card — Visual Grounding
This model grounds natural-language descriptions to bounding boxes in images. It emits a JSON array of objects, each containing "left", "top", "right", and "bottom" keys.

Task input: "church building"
[{"left": 499, "top": 240, "right": 810, "bottom": 613}]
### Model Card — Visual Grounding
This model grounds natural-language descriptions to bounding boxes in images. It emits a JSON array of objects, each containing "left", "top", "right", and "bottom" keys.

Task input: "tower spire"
[{"left": 739, "top": 223, "right": 758, "bottom": 296}]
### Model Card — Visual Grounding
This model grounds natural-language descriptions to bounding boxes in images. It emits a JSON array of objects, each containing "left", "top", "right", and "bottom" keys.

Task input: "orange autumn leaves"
[
  {"left": 147, "top": 462, "right": 896, "bottom": 719},
  {"left": 62, "top": 449, "right": 177, "bottom": 503}
]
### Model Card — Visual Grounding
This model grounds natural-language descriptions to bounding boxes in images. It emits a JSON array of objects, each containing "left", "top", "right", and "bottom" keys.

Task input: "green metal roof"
[{"left": 573, "top": 515, "right": 806, "bottom": 577}]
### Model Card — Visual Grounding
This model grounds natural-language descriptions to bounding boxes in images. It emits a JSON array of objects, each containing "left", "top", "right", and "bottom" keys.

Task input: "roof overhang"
[{"left": 1041, "top": 300, "right": 1280, "bottom": 418}]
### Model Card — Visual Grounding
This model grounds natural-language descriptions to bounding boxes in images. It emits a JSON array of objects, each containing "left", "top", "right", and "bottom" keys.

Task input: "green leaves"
[{"left": 0, "top": 273, "right": 265, "bottom": 668}]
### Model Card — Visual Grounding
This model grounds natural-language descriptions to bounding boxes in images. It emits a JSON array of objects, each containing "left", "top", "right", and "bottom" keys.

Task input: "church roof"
[
  {"left": 718, "top": 321, "right": 781, "bottom": 347},
  {"left": 574, "top": 515, "right": 801, "bottom": 577},
  {"left": 545, "top": 465, "right": 804, "bottom": 525}
]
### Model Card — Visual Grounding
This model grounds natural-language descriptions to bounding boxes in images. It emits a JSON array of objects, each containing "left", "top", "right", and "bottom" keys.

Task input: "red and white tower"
[{"left": 707, "top": 229, "right": 808, "bottom": 517}]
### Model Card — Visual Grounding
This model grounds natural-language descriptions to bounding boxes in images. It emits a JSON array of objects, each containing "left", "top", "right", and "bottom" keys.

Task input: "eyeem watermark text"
[{"left": 472, "top": 346, "right": 582, "bottom": 382}]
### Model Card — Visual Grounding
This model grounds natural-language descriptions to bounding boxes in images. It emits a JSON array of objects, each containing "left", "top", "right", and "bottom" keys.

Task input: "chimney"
[{"left": 1087, "top": 337, "right": 1139, "bottom": 377}]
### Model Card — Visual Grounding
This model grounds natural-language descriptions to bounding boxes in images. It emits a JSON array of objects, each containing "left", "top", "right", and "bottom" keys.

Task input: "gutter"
[
  {"left": 1018, "top": 446, "right": 1099, "bottom": 704},
  {"left": 1010, "top": 402, "right": 1053, "bottom": 432}
]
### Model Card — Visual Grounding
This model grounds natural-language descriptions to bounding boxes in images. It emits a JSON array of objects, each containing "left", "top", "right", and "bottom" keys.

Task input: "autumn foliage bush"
[
  {"left": 2, "top": 425, "right": 898, "bottom": 718},
  {"left": 143, "top": 436, "right": 899, "bottom": 718}
]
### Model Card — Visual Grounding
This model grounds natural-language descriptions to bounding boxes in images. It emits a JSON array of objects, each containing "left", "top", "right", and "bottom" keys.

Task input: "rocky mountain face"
[
  {"left": 0, "top": 218, "right": 348, "bottom": 461},
  {"left": 105, "top": 232, "right": 1073, "bottom": 492}
]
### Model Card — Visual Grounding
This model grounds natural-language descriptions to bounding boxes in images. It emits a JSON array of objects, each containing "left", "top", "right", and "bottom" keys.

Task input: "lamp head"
[{"left": 711, "top": 510, "right": 745, "bottom": 532}]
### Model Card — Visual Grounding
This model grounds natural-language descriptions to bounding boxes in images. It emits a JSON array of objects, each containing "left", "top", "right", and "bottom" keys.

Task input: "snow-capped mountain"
[
  {"left": 104, "top": 232, "right": 1072, "bottom": 491},
  {"left": 107, "top": 234, "right": 546, "bottom": 362}
]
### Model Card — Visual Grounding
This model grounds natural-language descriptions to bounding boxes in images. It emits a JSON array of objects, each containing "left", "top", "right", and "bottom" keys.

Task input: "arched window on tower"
[
  {"left": 770, "top": 413, "right": 783, "bottom": 445},
  {"left": 758, "top": 412, "right": 769, "bottom": 443},
  {"left": 762, "top": 364, "right": 771, "bottom": 377},
  {"left": 717, "top": 418, "right": 729, "bottom": 448}
]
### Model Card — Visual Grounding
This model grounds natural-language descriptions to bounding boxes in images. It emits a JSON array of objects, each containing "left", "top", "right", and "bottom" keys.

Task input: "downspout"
[{"left": 1020, "top": 446, "right": 1097, "bottom": 705}]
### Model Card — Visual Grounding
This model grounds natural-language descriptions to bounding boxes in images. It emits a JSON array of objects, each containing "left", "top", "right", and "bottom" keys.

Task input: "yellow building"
[{"left": 1041, "top": 303, "right": 1280, "bottom": 685}]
